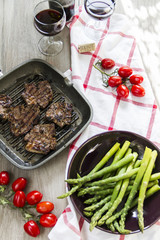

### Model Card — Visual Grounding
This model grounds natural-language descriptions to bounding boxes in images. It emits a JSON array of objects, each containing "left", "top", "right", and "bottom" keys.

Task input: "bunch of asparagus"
[{"left": 58, "top": 140, "right": 160, "bottom": 234}]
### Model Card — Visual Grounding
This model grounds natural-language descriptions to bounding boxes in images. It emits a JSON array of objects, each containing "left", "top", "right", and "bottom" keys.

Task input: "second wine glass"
[
  {"left": 84, "top": 0, "right": 116, "bottom": 41},
  {"left": 34, "top": 0, "right": 66, "bottom": 56}
]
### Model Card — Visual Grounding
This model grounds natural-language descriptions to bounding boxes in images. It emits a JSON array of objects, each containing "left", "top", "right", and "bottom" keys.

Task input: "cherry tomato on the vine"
[
  {"left": 101, "top": 58, "right": 115, "bottom": 70},
  {"left": 24, "top": 220, "right": 40, "bottom": 237},
  {"left": 118, "top": 66, "right": 133, "bottom": 78},
  {"left": 108, "top": 76, "right": 122, "bottom": 87},
  {"left": 0, "top": 171, "right": 10, "bottom": 185},
  {"left": 36, "top": 201, "right": 54, "bottom": 214},
  {"left": 13, "top": 191, "right": 26, "bottom": 208},
  {"left": 116, "top": 84, "right": 129, "bottom": 98},
  {"left": 129, "top": 74, "right": 144, "bottom": 85},
  {"left": 131, "top": 84, "right": 145, "bottom": 97},
  {"left": 12, "top": 177, "right": 27, "bottom": 192},
  {"left": 26, "top": 190, "right": 43, "bottom": 205},
  {"left": 40, "top": 213, "right": 57, "bottom": 228}
]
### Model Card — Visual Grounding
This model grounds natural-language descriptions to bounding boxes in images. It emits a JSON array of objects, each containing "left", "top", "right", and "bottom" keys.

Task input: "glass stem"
[
  {"left": 94, "top": 20, "right": 101, "bottom": 30},
  {"left": 48, "top": 36, "right": 54, "bottom": 44}
]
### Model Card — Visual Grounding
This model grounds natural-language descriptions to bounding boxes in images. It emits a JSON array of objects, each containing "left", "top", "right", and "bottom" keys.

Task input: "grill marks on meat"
[
  {"left": 0, "top": 94, "right": 12, "bottom": 106},
  {"left": 46, "top": 101, "right": 73, "bottom": 127},
  {"left": 0, "top": 94, "right": 12, "bottom": 120},
  {"left": 24, "top": 124, "right": 57, "bottom": 154},
  {"left": 8, "top": 104, "right": 40, "bottom": 136},
  {"left": 1, "top": 79, "right": 75, "bottom": 156},
  {"left": 21, "top": 83, "right": 37, "bottom": 105},
  {"left": 37, "top": 81, "right": 53, "bottom": 108},
  {"left": 22, "top": 81, "right": 53, "bottom": 109}
]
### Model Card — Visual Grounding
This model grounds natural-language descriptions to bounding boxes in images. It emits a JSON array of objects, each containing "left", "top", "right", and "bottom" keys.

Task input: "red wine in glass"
[
  {"left": 84, "top": 0, "right": 115, "bottom": 40},
  {"left": 34, "top": 0, "right": 66, "bottom": 56},
  {"left": 49, "top": 0, "right": 75, "bottom": 22},
  {"left": 35, "top": 9, "right": 64, "bottom": 36},
  {"left": 63, "top": 2, "right": 75, "bottom": 22},
  {"left": 85, "top": 0, "right": 115, "bottom": 20}
]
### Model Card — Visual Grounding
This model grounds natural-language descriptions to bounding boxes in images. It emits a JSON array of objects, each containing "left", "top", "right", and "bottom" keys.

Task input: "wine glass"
[
  {"left": 34, "top": 0, "right": 66, "bottom": 56},
  {"left": 51, "top": 0, "right": 75, "bottom": 22},
  {"left": 84, "top": 0, "right": 116, "bottom": 41}
]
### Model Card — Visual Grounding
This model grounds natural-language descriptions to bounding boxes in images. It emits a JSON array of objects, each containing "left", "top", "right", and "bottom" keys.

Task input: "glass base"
[
  {"left": 84, "top": 20, "right": 107, "bottom": 41},
  {"left": 38, "top": 35, "right": 63, "bottom": 56}
]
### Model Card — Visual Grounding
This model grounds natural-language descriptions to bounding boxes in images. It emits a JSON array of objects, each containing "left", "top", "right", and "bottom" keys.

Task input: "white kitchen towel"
[{"left": 48, "top": 6, "right": 160, "bottom": 240}]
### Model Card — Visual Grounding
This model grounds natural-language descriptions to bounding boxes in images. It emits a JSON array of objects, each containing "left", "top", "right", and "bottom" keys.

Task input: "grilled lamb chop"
[
  {"left": 46, "top": 101, "right": 73, "bottom": 127},
  {"left": 22, "top": 80, "right": 53, "bottom": 109},
  {"left": 24, "top": 124, "right": 57, "bottom": 154},
  {"left": 8, "top": 104, "right": 40, "bottom": 136},
  {"left": 0, "top": 94, "right": 12, "bottom": 120}
]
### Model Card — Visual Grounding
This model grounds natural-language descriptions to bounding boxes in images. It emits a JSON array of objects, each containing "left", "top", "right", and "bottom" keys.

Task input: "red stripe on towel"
[
  {"left": 146, "top": 101, "right": 157, "bottom": 139},
  {"left": 63, "top": 207, "right": 80, "bottom": 236},
  {"left": 108, "top": 97, "right": 120, "bottom": 130}
]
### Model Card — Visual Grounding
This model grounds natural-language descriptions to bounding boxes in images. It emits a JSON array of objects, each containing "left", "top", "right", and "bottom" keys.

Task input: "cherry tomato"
[
  {"left": 12, "top": 177, "right": 27, "bottom": 192},
  {"left": 0, "top": 171, "right": 10, "bottom": 185},
  {"left": 101, "top": 58, "right": 115, "bottom": 70},
  {"left": 118, "top": 66, "right": 133, "bottom": 78},
  {"left": 36, "top": 201, "right": 54, "bottom": 214},
  {"left": 116, "top": 84, "right": 129, "bottom": 98},
  {"left": 13, "top": 191, "right": 26, "bottom": 208},
  {"left": 108, "top": 76, "right": 122, "bottom": 87},
  {"left": 24, "top": 220, "right": 40, "bottom": 237},
  {"left": 131, "top": 84, "right": 145, "bottom": 97},
  {"left": 40, "top": 213, "right": 57, "bottom": 228},
  {"left": 129, "top": 74, "right": 144, "bottom": 84},
  {"left": 26, "top": 191, "right": 43, "bottom": 205}
]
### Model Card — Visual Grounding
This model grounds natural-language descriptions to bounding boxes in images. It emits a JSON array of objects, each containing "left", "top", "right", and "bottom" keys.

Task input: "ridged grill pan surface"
[{"left": 0, "top": 59, "right": 93, "bottom": 169}]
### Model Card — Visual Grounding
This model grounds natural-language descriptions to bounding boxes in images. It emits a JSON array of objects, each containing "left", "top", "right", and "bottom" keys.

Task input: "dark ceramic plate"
[{"left": 67, "top": 130, "right": 160, "bottom": 234}]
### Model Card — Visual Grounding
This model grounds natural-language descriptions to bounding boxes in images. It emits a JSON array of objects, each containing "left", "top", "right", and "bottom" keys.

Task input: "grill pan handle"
[{"left": 64, "top": 69, "right": 73, "bottom": 87}]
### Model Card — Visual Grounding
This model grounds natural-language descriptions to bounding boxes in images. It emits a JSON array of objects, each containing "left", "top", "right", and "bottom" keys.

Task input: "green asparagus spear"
[
  {"left": 119, "top": 147, "right": 152, "bottom": 230},
  {"left": 77, "top": 185, "right": 114, "bottom": 197},
  {"left": 89, "top": 142, "right": 120, "bottom": 174},
  {"left": 131, "top": 184, "right": 160, "bottom": 207},
  {"left": 104, "top": 210, "right": 123, "bottom": 226},
  {"left": 83, "top": 211, "right": 94, "bottom": 217},
  {"left": 88, "top": 149, "right": 134, "bottom": 232},
  {"left": 84, "top": 195, "right": 111, "bottom": 212},
  {"left": 84, "top": 195, "right": 106, "bottom": 205},
  {"left": 149, "top": 172, "right": 160, "bottom": 181},
  {"left": 84, "top": 181, "right": 116, "bottom": 188},
  {"left": 92, "top": 189, "right": 113, "bottom": 196},
  {"left": 98, "top": 152, "right": 138, "bottom": 226},
  {"left": 98, "top": 149, "right": 133, "bottom": 226},
  {"left": 134, "top": 159, "right": 141, "bottom": 168},
  {"left": 109, "top": 148, "right": 133, "bottom": 202},
  {"left": 105, "top": 184, "right": 160, "bottom": 225},
  {"left": 126, "top": 179, "right": 158, "bottom": 192},
  {"left": 58, "top": 142, "right": 120, "bottom": 199},
  {"left": 89, "top": 201, "right": 111, "bottom": 231},
  {"left": 147, "top": 180, "right": 158, "bottom": 188},
  {"left": 98, "top": 152, "right": 138, "bottom": 225},
  {"left": 131, "top": 159, "right": 157, "bottom": 180},
  {"left": 84, "top": 167, "right": 139, "bottom": 187},
  {"left": 66, "top": 153, "right": 135, "bottom": 185},
  {"left": 57, "top": 184, "right": 81, "bottom": 199},
  {"left": 113, "top": 221, "right": 131, "bottom": 234},
  {"left": 112, "top": 141, "right": 131, "bottom": 164},
  {"left": 80, "top": 188, "right": 113, "bottom": 197},
  {"left": 138, "top": 150, "right": 157, "bottom": 232},
  {"left": 109, "top": 223, "right": 115, "bottom": 232},
  {"left": 103, "top": 141, "right": 131, "bottom": 179},
  {"left": 89, "top": 158, "right": 138, "bottom": 232}
]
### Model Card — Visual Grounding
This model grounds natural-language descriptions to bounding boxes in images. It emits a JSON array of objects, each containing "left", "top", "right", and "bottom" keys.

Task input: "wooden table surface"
[{"left": 0, "top": 0, "right": 160, "bottom": 239}]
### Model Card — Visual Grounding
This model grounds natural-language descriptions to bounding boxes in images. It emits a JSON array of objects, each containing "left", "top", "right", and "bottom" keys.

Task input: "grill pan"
[{"left": 0, "top": 59, "right": 93, "bottom": 169}]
